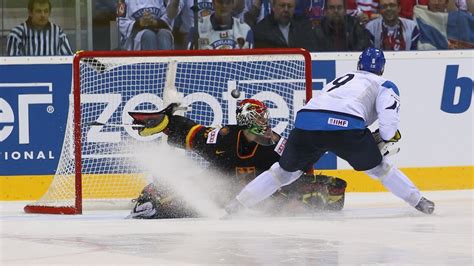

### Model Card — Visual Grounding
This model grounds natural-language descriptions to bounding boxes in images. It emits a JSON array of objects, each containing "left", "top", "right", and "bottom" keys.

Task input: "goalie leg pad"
[
  {"left": 287, "top": 174, "right": 347, "bottom": 211},
  {"left": 324, "top": 175, "right": 347, "bottom": 211}
]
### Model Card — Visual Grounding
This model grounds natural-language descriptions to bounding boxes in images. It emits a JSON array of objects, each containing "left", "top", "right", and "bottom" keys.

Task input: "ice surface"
[{"left": 1, "top": 190, "right": 472, "bottom": 265}]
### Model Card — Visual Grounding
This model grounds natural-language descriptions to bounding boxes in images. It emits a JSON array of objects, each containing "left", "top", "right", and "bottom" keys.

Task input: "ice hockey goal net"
[{"left": 24, "top": 49, "right": 312, "bottom": 214}]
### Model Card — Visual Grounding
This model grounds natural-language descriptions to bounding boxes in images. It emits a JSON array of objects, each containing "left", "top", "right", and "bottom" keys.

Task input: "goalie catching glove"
[
  {"left": 372, "top": 129, "right": 401, "bottom": 156},
  {"left": 129, "top": 103, "right": 185, "bottom": 137}
]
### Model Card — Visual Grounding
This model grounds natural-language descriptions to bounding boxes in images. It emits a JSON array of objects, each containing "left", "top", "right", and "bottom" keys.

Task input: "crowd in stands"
[{"left": 6, "top": 0, "right": 473, "bottom": 56}]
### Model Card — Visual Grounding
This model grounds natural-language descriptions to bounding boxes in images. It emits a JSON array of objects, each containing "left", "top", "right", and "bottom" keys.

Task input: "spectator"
[
  {"left": 252, "top": 0, "right": 318, "bottom": 50},
  {"left": 174, "top": 0, "right": 244, "bottom": 49},
  {"left": 366, "top": 0, "right": 420, "bottom": 50},
  {"left": 243, "top": 0, "right": 273, "bottom": 28},
  {"left": 346, "top": 0, "right": 382, "bottom": 24},
  {"left": 117, "top": 0, "right": 182, "bottom": 50},
  {"left": 313, "top": 0, "right": 371, "bottom": 51},
  {"left": 427, "top": 0, "right": 449, "bottom": 10},
  {"left": 173, "top": 0, "right": 213, "bottom": 49},
  {"left": 454, "top": 0, "right": 469, "bottom": 11},
  {"left": 187, "top": 0, "right": 253, "bottom": 49},
  {"left": 93, "top": 0, "right": 117, "bottom": 50},
  {"left": 414, "top": 0, "right": 473, "bottom": 49},
  {"left": 398, "top": 0, "right": 417, "bottom": 18},
  {"left": 245, "top": 0, "right": 328, "bottom": 28},
  {"left": 294, "top": 0, "right": 325, "bottom": 27},
  {"left": 6, "top": 0, "right": 73, "bottom": 56}
]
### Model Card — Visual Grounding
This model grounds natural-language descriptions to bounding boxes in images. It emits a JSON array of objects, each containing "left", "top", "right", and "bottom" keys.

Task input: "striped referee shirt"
[{"left": 7, "top": 18, "right": 73, "bottom": 56}]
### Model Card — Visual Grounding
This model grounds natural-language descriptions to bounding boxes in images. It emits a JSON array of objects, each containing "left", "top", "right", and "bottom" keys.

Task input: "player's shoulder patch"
[
  {"left": 273, "top": 137, "right": 287, "bottom": 156},
  {"left": 382, "top": 80, "right": 400, "bottom": 96},
  {"left": 116, "top": 0, "right": 127, "bottom": 17},
  {"left": 206, "top": 127, "right": 220, "bottom": 144}
]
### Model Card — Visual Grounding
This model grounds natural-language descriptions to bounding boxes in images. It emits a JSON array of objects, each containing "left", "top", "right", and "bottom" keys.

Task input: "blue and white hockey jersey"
[
  {"left": 295, "top": 70, "right": 401, "bottom": 141},
  {"left": 187, "top": 15, "right": 254, "bottom": 49},
  {"left": 117, "top": 0, "right": 184, "bottom": 50},
  {"left": 177, "top": 0, "right": 214, "bottom": 34}
]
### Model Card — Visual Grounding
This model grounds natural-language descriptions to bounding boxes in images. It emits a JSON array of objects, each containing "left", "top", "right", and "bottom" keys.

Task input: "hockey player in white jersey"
[
  {"left": 225, "top": 47, "right": 435, "bottom": 216},
  {"left": 117, "top": 0, "right": 183, "bottom": 50},
  {"left": 187, "top": 0, "right": 253, "bottom": 49}
]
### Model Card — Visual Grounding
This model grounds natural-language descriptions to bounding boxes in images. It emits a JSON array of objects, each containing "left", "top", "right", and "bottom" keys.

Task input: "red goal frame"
[{"left": 24, "top": 48, "right": 313, "bottom": 214}]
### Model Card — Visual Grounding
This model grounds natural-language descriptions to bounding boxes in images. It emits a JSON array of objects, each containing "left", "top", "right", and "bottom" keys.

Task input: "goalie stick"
[
  {"left": 129, "top": 103, "right": 188, "bottom": 130},
  {"left": 89, "top": 121, "right": 144, "bottom": 128},
  {"left": 82, "top": 57, "right": 108, "bottom": 74}
]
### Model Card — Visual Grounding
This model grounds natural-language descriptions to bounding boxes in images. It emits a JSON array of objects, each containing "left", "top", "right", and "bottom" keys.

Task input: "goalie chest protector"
[{"left": 195, "top": 125, "right": 283, "bottom": 181}]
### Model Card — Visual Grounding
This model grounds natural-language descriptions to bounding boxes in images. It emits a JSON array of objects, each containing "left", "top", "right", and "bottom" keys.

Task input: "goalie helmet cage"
[{"left": 24, "top": 48, "right": 313, "bottom": 215}]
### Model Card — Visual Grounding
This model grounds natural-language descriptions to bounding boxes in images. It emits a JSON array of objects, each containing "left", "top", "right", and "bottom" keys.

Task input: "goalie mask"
[{"left": 236, "top": 99, "right": 275, "bottom": 145}]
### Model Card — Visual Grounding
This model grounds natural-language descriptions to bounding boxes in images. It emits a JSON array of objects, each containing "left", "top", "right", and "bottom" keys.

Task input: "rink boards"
[{"left": 0, "top": 51, "right": 472, "bottom": 200}]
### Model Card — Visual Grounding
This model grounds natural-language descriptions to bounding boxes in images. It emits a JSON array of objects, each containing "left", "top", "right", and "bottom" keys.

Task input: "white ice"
[{"left": 1, "top": 190, "right": 472, "bottom": 265}]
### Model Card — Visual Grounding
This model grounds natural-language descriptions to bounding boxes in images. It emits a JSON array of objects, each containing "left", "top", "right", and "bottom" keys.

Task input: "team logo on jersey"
[
  {"left": 132, "top": 7, "right": 162, "bottom": 20},
  {"left": 200, "top": 9, "right": 213, "bottom": 17},
  {"left": 328, "top": 118, "right": 348, "bottom": 127},
  {"left": 210, "top": 39, "right": 235, "bottom": 49},
  {"left": 117, "top": 0, "right": 126, "bottom": 17}
]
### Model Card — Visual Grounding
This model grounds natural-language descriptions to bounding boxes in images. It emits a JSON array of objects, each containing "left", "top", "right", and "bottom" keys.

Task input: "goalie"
[{"left": 128, "top": 99, "right": 348, "bottom": 219}]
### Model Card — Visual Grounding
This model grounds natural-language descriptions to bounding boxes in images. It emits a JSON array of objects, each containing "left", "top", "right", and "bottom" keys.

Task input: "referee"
[{"left": 6, "top": 0, "right": 73, "bottom": 56}]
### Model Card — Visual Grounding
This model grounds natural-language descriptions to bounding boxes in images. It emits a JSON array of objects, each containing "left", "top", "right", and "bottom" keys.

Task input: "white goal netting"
[{"left": 24, "top": 50, "right": 311, "bottom": 214}]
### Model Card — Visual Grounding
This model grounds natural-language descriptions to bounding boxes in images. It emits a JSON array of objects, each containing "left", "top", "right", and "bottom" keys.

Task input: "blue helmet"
[{"left": 358, "top": 47, "right": 386, "bottom": 75}]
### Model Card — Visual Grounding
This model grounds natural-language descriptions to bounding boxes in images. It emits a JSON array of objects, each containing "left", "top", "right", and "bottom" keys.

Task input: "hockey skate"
[
  {"left": 414, "top": 197, "right": 435, "bottom": 214},
  {"left": 129, "top": 103, "right": 185, "bottom": 136}
]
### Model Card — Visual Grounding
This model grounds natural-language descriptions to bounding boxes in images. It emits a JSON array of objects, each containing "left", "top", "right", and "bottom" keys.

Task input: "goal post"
[{"left": 24, "top": 48, "right": 313, "bottom": 214}]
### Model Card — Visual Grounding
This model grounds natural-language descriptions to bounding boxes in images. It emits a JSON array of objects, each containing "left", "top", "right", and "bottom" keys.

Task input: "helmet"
[
  {"left": 236, "top": 99, "right": 270, "bottom": 136},
  {"left": 358, "top": 47, "right": 386, "bottom": 75}
]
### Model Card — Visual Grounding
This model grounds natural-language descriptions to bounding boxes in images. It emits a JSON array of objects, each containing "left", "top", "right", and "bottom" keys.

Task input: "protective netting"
[{"left": 25, "top": 50, "right": 310, "bottom": 213}]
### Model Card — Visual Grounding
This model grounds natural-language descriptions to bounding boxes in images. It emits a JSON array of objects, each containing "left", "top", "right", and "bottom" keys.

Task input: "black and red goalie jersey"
[{"left": 167, "top": 119, "right": 285, "bottom": 186}]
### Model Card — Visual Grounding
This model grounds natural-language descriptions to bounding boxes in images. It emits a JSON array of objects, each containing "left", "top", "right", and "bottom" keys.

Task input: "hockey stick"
[
  {"left": 82, "top": 58, "right": 108, "bottom": 74},
  {"left": 89, "top": 121, "right": 144, "bottom": 128}
]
